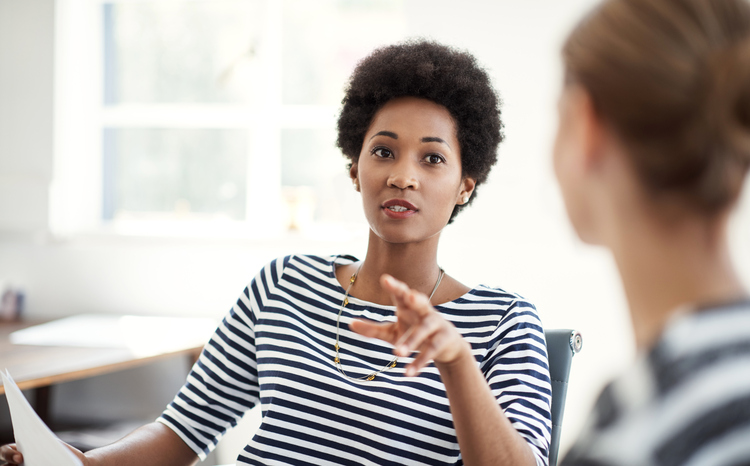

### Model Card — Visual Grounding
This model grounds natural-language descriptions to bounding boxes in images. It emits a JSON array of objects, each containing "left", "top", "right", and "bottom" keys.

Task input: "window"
[{"left": 53, "top": 0, "right": 407, "bottom": 237}]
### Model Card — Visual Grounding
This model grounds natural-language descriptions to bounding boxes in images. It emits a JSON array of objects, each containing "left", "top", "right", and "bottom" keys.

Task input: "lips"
[{"left": 382, "top": 199, "right": 418, "bottom": 219}]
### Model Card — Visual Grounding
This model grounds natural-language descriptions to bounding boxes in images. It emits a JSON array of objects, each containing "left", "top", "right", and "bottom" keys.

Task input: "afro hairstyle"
[{"left": 336, "top": 39, "right": 504, "bottom": 224}]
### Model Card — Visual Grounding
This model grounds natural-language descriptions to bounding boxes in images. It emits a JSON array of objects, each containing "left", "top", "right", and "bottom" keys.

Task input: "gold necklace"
[{"left": 334, "top": 265, "right": 445, "bottom": 381}]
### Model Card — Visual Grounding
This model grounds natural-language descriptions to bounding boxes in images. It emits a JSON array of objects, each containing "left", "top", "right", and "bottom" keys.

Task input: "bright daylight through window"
[{"left": 53, "top": 0, "right": 406, "bottom": 238}]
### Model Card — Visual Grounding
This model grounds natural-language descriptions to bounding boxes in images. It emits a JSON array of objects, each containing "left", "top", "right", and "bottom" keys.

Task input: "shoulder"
[
  {"left": 446, "top": 284, "right": 539, "bottom": 321},
  {"left": 254, "top": 254, "right": 344, "bottom": 281},
  {"left": 442, "top": 285, "right": 544, "bottom": 347},
  {"left": 566, "top": 302, "right": 750, "bottom": 465},
  {"left": 456, "top": 284, "right": 535, "bottom": 307},
  {"left": 250, "top": 254, "right": 358, "bottom": 296},
  {"left": 649, "top": 301, "right": 750, "bottom": 399},
  {"left": 241, "top": 254, "right": 350, "bottom": 317},
  {"left": 650, "top": 303, "right": 750, "bottom": 439}
]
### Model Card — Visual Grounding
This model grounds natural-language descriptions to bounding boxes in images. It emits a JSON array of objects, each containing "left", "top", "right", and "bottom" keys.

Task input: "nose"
[{"left": 386, "top": 158, "right": 419, "bottom": 190}]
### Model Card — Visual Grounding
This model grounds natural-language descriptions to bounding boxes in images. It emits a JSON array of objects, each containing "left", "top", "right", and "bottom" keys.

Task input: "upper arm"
[
  {"left": 483, "top": 299, "right": 552, "bottom": 466},
  {"left": 157, "top": 256, "right": 292, "bottom": 460},
  {"left": 86, "top": 422, "right": 199, "bottom": 466}
]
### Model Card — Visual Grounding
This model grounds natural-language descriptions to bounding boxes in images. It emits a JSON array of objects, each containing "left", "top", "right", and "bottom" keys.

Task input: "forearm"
[
  {"left": 85, "top": 422, "right": 198, "bottom": 466},
  {"left": 436, "top": 345, "right": 537, "bottom": 466}
]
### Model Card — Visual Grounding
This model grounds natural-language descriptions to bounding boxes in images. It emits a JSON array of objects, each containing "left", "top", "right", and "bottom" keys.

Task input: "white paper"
[
  {"left": 1, "top": 369, "right": 83, "bottom": 466},
  {"left": 10, "top": 314, "right": 217, "bottom": 357}
]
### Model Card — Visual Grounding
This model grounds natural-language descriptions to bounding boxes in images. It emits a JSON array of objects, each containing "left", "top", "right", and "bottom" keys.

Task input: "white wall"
[
  {"left": 2, "top": 0, "right": 750, "bottom": 463},
  {"left": 0, "top": 0, "right": 54, "bottom": 439},
  {"left": 0, "top": 0, "right": 54, "bottom": 233}
]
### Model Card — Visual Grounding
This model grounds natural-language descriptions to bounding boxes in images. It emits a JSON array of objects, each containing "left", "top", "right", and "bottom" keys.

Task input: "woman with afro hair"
[{"left": 2, "top": 41, "right": 551, "bottom": 466}]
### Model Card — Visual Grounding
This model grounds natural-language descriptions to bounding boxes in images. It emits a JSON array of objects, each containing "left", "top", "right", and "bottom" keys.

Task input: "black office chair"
[{"left": 545, "top": 329, "right": 583, "bottom": 466}]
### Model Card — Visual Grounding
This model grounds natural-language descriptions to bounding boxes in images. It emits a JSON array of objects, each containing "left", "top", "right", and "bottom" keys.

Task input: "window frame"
[{"left": 52, "top": 0, "right": 355, "bottom": 240}]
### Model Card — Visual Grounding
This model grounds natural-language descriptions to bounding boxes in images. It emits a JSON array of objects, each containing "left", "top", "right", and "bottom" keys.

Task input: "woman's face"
[{"left": 351, "top": 97, "right": 474, "bottom": 245}]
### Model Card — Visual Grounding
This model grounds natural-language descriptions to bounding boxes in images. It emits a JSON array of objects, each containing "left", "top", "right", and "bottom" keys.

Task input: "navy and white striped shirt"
[
  {"left": 158, "top": 254, "right": 552, "bottom": 465},
  {"left": 562, "top": 300, "right": 750, "bottom": 466}
]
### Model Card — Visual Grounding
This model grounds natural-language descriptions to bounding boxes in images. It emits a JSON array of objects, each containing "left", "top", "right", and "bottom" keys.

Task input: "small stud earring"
[{"left": 462, "top": 195, "right": 469, "bottom": 204}]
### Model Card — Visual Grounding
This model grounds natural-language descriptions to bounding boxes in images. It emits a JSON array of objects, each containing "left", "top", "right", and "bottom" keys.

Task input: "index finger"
[
  {"left": 380, "top": 274, "right": 410, "bottom": 301},
  {"left": 380, "top": 274, "right": 432, "bottom": 316}
]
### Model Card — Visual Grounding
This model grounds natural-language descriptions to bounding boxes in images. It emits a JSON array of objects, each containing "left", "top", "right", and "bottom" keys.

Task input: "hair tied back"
[
  {"left": 709, "top": 36, "right": 750, "bottom": 164},
  {"left": 563, "top": 0, "right": 750, "bottom": 213}
]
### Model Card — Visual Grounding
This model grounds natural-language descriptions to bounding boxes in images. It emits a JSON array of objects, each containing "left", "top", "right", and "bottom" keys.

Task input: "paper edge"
[{"left": 1, "top": 369, "right": 84, "bottom": 466}]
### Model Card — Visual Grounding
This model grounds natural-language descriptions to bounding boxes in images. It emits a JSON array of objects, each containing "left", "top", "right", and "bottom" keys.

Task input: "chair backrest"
[{"left": 545, "top": 329, "right": 583, "bottom": 466}]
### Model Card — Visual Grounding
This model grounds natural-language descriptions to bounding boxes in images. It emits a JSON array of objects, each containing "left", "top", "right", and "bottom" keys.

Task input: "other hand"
[
  {"left": 1, "top": 441, "right": 88, "bottom": 465},
  {"left": 0, "top": 443, "right": 22, "bottom": 464}
]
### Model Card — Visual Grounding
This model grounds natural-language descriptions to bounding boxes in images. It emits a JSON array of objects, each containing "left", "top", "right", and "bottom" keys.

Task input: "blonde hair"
[{"left": 563, "top": 0, "right": 750, "bottom": 213}]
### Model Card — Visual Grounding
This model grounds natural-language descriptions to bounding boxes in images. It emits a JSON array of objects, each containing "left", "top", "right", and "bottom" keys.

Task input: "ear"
[
  {"left": 570, "top": 86, "right": 606, "bottom": 171},
  {"left": 349, "top": 162, "right": 360, "bottom": 192},
  {"left": 457, "top": 177, "right": 477, "bottom": 205}
]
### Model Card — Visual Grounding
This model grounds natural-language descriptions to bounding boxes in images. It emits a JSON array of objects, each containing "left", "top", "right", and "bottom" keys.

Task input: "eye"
[
  {"left": 371, "top": 147, "right": 393, "bottom": 158},
  {"left": 425, "top": 154, "right": 445, "bottom": 165}
]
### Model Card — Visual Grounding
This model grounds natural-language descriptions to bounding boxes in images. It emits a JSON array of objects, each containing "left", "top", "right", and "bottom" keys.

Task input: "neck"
[
  {"left": 352, "top": 230, "right": 443, "bottom": 305},
  {"left": 610, "top": 209, "right": 747, "bottom": 351}
]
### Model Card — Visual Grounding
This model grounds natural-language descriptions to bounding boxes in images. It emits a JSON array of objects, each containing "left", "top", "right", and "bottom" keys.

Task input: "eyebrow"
[
  {"left": 370, "top": 131, "right": 398, "bottom": 140},
  {"left": 421, "top": 136, "right": 451, "bottom": 148},
  {"left": 369, "top": 132, "right": 451, "bottom": 149}
]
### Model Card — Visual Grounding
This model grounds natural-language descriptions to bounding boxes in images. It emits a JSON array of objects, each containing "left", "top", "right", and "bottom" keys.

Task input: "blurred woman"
[{"left": 553, "top": 0, "right": 750, "bottom": 464}]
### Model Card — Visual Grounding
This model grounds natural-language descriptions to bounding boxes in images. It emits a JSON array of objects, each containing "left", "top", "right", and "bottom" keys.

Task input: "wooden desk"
[{"left": 0, "top": 316, "right": 213, "bottom": 423}]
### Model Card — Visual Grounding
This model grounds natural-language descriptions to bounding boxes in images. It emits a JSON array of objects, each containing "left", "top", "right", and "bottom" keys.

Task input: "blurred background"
[{"left": 1, "top": 0, "right": 749, "bottom": 463}]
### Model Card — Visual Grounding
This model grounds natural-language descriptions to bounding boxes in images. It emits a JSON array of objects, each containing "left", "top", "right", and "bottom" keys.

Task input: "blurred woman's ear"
[
  {"left": 554, "top": 86, "right": 605, "bottom": 184},
  {"left": 554, "top": 84, "right": 620, "bottom": 245},
  {"left": 569, "top": 86, "right": 608, "bottom": 171}
]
